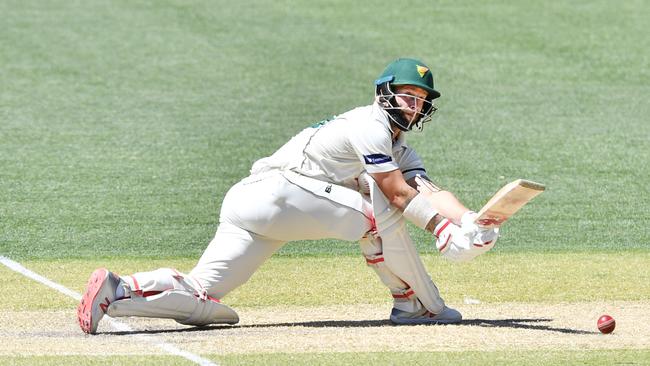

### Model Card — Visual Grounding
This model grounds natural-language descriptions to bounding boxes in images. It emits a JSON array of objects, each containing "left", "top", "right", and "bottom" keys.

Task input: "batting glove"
[
  {"left": 434, "top": 217, "right": 499, "bottom": 263},
  {"left": 356, "top": 172, "right": 372, "bottom": 195},
  {"left": 459, "top": 211, "right": 480, "bottom": 243}
]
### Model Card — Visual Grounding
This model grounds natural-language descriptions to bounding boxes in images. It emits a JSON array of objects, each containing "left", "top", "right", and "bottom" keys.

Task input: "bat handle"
[{"left": 415, "top": 175, "right": 441, "bottom": 192}]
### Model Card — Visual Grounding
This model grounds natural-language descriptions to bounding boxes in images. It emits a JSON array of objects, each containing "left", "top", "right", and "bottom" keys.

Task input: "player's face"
[{"left": 393, "top": 85, "right": 429, "bottom": 122}]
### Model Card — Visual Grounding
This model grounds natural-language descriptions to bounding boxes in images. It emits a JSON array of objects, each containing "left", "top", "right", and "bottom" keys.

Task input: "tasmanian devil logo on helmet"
[
  {"left": 374, "top": 58, "right": 441, "bottom": 132},
  {"left": 416, "top": 65, "right": 429, "bottom": 78}
]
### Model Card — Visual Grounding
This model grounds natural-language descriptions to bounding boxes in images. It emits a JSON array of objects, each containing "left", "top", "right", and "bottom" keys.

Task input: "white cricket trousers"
[{"left": 189, "top": 170, "right": 372, "bottom": 298}]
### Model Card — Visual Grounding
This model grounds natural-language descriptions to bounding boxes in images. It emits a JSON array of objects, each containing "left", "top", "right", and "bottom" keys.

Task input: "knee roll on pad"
[{"left": 360, "top": 236, "right": 410, "bottom": 292}]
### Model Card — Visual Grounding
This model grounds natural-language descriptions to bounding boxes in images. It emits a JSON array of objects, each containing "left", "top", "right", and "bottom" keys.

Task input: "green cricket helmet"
[{"left": 374, "top": 58, "right": 441, "bottom": 131}]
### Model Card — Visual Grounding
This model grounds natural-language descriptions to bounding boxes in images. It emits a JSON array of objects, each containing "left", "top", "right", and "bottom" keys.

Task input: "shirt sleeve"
[
  {"left": 348, "top": 121, "right": 399, "bottom": 174},
  {"left": 394, "top": 146, "right": 426, "bottom": 180}
]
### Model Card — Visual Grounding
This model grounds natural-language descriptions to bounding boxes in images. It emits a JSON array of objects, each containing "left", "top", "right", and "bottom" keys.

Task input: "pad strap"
[{"left": 392, "top": 287, "right": 417, "bottom": 302}]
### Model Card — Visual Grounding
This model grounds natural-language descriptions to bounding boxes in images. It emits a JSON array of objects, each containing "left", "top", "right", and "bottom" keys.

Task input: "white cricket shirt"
[{"left": 250, "top": 102, "right": 426, "bottom": 190}]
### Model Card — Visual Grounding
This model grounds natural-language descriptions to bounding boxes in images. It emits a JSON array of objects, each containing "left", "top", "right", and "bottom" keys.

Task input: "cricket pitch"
[{"left": 2, "top": 301, "right": 648, "bottom": 356}]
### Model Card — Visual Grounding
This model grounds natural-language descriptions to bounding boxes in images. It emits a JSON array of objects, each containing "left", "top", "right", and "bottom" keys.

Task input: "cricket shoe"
[
  {"left": 77, "top": 268, "right": 120, "bottom": 334},
  {"left": 390, "top": 305, "right": 462, "bottom": 325}
]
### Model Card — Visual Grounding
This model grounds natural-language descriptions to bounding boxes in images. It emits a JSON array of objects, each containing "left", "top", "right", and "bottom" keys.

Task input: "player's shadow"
[
  {"left": 105, "top": 317, "right": 594, "bottom": 336},
  {"left": 462, "top": 318, "right": 594, "bottom": 335}
]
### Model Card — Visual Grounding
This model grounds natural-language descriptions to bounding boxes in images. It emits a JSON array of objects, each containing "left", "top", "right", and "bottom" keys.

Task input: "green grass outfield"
[
  {"left": 1, "top": 0, "right": 649, "bottom": 364},
  {"left": 2, "top": 0, "right": 649, "bottom": 259},
  {"left": 2, "top": 253, "right": 649, "bottom": 311}
]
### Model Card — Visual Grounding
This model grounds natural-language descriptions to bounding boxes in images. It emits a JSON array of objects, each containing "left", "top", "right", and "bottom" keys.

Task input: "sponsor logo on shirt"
[{"left": 363, "top": 154, "right": 393, "bottom": 165}]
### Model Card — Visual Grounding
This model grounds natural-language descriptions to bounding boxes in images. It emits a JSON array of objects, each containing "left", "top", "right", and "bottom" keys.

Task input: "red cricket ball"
[{"left": 597, "top": 314, "right": 615, "bottom": 334}]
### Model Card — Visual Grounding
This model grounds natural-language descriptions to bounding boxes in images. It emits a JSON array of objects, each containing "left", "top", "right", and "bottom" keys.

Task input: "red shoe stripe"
[{"left": 99, "top": 297, "right": 110, "bottom": 313}]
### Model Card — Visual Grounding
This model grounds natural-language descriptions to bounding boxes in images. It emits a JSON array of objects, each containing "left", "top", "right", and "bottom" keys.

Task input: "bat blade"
[{"left": 475, "top": 179, "right": 545, "bottom": 228}]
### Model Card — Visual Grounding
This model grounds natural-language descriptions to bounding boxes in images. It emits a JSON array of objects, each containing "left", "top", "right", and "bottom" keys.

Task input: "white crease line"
[{"left": 0, "top": 255, "right": 219, "bottom": 366}]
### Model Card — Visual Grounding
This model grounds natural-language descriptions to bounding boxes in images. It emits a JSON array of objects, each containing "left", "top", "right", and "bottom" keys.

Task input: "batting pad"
[
  {"left": 360, "top": 236, "right": 421, "bottom": 313},
  {"left": 107, "top": 290, "right": 239, "bottom": 326},
  {"left": 369, "top": 181, "right": 445, "bottom": 314},
  {"left": 106, "top": 268, "right": 238, "bottom": 326}
]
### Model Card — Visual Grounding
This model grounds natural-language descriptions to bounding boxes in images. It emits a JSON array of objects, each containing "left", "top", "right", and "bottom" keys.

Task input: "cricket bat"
[{"left": 475, "top": 179, "right": 545, "bottom": 228}]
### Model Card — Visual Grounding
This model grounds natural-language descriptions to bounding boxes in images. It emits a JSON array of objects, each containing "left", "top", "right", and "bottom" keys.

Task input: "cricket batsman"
[{"left": 78, "top": 58, "right": 499, "bottom": 334}]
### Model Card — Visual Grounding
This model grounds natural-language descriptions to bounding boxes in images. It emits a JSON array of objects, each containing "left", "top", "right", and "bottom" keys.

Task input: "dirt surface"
[{"left": 1, "top": 301, "right": 648, "bottom": 356}]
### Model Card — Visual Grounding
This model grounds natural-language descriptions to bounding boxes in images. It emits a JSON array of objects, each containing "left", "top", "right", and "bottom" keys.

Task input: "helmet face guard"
[
  {"left": 375, "top": 80, "right": 437, "bottom": 132},
  {"left": 374, "top": 58, "right": 441, "bottom": 132}
]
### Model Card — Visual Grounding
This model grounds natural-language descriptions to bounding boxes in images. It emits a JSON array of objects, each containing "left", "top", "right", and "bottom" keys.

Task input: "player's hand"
[
  {"left": 460, "top": 210, "right": 496, "bottom": 239},
  {"left": 474, "top": 227, "right": 499, "bottom": 247},
  {"left": 459, "top": 211, "right": 480, "bottom": 244},
  {"left": 434, "top": 217, "right": 499, "bottom": 263},
  {"left": 356, "top": 172, "right": 372, "bottom": 195}
]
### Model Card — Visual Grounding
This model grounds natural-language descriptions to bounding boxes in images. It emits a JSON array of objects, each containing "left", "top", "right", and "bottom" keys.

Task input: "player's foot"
[
  {"left": 390, "top": 305, "right": 462, "bottom": 325},
  {"left": 77, "top": 268, "right": 120, "bottom": 334}
]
